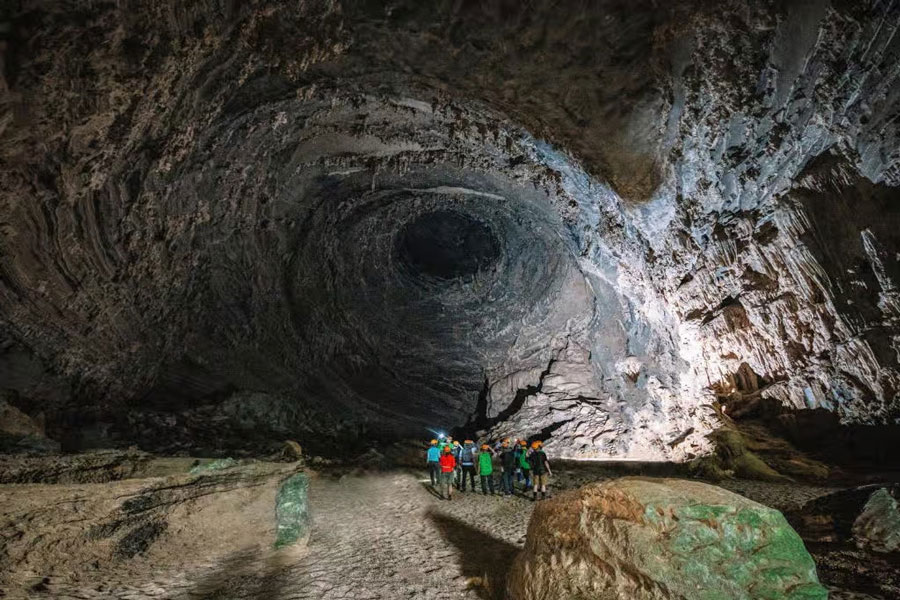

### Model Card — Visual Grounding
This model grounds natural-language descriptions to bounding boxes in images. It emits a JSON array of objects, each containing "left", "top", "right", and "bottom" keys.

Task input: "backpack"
[{"left": 461, "top": 446, "right": 475, "bottom": 464}]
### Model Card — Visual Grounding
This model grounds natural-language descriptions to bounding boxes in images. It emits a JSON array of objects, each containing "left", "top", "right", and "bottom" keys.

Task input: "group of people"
[{"left": 425, "top": 436, "right": 551, "bottom": 501}]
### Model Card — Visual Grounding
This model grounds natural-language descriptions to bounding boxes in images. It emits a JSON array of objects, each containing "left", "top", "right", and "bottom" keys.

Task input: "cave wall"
[{"left": 0, "top": 0, "right": 898, "bottom": 458}]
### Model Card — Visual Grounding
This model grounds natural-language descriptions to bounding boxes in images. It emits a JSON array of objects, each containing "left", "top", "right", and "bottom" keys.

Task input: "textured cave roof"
[{"left": 0, "top": 0, "right": 898, "bottom": 456}]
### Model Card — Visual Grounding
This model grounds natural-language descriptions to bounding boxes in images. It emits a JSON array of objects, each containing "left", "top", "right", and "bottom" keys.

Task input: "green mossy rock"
[
  {"left": 508, "top": 477, "right": 827, "bottom": 600},
  {"left": 189, "top": 457, "right": 239, "bottom": 474},
  {"left": 275, "top": 472, "right": 310, "bottom": 549}
]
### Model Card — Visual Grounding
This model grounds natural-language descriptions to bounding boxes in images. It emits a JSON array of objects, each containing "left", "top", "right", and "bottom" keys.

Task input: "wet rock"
[{"left": 508, "top": 477, "right": 826, "bottom": 600}]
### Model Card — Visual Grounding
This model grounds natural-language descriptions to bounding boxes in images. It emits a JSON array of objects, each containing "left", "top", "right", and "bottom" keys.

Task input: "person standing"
[
  {"left": 477, "top": 443, "right": 495, "bottom": 495},
  {"left": 451, "top": 440, "right": 463, "bottom": 489},
  {"left": 528, "top": 440, "right": 552, "bottom": 500},
  {"left": 459, "top": 440, "right": 477, "bottom": 492},
  {"left": 438, "top": 446, "right": 456, "bottom": 500},
  {"left": 426, "top": 439, "right": 441, "bottom": 487},
  {"left": 517, "top": 440, "right": 532, "bottom": 492},
  {"left": 499, "top": 439, "right": 516, "bottom": 496}
]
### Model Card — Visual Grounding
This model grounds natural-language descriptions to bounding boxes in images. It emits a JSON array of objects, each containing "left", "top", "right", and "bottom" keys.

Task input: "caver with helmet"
[{"left": 527, "top": 440, "right": 552, "bottom": 501}]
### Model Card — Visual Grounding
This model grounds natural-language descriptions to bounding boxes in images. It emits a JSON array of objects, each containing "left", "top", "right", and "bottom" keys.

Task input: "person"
[
  {"left": 517, "top": 440, "right": 532, "bottom": 491},
  {"left": 438, "top": 446, "right": 456, "bottom": 500},
  {"left": 458, "top": 440, "right": 477, "bottom": 492},
  {"left": 499, "top": 438, "right": 516, "bottom": 496},
  {"left": 451, "top": 440, "right": 463, "bottom": 488},
  {"left": 426, "top": 439, "right": 441, "bottom": 487},
  {"left": 477, "top": 443, "right": 495, "bottom": 495},
  {"left": 528, "top": 440, "right": 552, "bottom": 500}
]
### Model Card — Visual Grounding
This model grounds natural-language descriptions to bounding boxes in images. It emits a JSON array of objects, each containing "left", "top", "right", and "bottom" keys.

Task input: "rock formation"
[
  {"left": 0, "top": 1, "right": 898, "bottom": 459},
  {"left": 0, "top": 457, "right": 308, "bottom": 592},
  {"left": 507, "top": 477, "right": 826, "bottom": 600}
]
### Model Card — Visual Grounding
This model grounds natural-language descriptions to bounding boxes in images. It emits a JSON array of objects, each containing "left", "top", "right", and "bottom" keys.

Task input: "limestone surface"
[{"left": 0, "top": 1, "right": 898, "bottom": 459}]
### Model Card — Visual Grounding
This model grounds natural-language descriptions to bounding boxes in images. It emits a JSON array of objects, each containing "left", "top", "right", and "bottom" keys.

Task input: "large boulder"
[{"left": 508, "top": 477, "right": 827, "bottom": 600}]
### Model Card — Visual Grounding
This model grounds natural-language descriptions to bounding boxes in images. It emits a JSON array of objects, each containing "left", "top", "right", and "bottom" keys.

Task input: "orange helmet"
[
  {"left": 481, "top": 444, "right": 490, "bottom": 450},
  {"left": 501, "top": 439, "right": 509, "bottom": 446},
  {"left": 430, "top": 439, "right": 438, "bottom": 445},
  {"left": 531, "top": 440, "right": 542, "bottom": 449},
  {"left": 519, "top": 440, "right": 527, "bottom": 446},
  {"left": 443, "top": 446, "right": 452, "bottom": 454}
]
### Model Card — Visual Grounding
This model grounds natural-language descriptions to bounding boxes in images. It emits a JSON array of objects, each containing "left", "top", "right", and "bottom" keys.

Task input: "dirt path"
[{"left": 183, "top": 471, "right": 531, "bottom": 600}]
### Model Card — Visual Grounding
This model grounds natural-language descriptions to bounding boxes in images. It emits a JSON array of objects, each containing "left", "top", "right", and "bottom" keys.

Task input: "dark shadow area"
[
  {"left": 188, "top": 546, "right": 292, "bottom": 600},
  {"left": 420, "top": 480, "right": 444, "bottom": 500},
  {"left": 427, "top": 510, "right": 519, "bottom": 599}
]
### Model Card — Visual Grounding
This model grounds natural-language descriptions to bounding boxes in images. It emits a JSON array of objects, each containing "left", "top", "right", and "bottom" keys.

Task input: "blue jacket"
[{"left": 427, "top": 446, "right": 441, "bottom": 462}]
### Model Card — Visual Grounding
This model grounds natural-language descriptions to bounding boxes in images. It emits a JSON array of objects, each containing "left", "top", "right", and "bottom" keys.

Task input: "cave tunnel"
[{"left": 1, "top": 1, "right": 900, "bottom": 597}]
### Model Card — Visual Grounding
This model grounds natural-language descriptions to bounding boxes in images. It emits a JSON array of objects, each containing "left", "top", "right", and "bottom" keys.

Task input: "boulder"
[
  {"left": 508, "top": 477, "right": 827, "bottom": 600},
  {"left": 788, "top": 484, "right": 900, "bottom": 553},
  {"left": 0, "top": 398, "right": 59, "bottom": 454},
  {"left": 852, "top": 487, "right": 900, "bottom": 553}
]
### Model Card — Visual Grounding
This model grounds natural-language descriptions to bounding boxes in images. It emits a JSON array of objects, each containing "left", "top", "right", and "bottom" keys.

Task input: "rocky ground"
[{"left": 1, "top": 460, "right": 894, "bottom": 599}]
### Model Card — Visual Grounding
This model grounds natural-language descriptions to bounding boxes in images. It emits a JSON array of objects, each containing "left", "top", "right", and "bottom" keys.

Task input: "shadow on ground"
[
  {"left": 427, "top": 510, "right": 519, "bottom": 599},
  {"left": 188, "top": 546, "right": 296, "bottom": 599},
  {"left": 420, "top": 480, "right": 444, "bottom": 499}
]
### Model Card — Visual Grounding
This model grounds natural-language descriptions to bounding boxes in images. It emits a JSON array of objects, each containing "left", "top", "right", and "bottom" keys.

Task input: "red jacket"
[{"left": 439, "top": 453, "right": 456, "bottom": 473}]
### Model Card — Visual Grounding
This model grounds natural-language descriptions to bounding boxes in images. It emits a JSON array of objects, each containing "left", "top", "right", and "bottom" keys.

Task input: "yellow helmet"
[{"left": 430, "top": 439, "right": 438, "bottom": 445}]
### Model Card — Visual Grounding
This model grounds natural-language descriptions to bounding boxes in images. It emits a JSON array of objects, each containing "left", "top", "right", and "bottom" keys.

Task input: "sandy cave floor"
[{"left": 3, "top": 466, "right": 886, "bottom": 600}]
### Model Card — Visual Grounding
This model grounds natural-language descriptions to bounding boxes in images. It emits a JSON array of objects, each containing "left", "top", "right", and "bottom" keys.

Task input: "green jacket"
[
  {"left": 518, "top": 449, "right": 531, "bottom": 470},
  {"left": 478, "top": 451, "right": 493, "bottom": 475}
]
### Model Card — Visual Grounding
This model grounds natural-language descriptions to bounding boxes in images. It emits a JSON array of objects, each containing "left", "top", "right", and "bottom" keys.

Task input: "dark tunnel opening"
[{"left": 395, "top": 210, "right": 500, "bottom": 280}]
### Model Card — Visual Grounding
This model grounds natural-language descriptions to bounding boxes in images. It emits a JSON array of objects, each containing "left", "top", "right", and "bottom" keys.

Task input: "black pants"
[
  {"left": 459, "top": 465, "right": 476, "bottom": 490},
  {"left": 428, "top": 462, "right": 440, "bottom": 486},
  {"left": 480, "top": 474, "right": 495, "bottom": 494}
]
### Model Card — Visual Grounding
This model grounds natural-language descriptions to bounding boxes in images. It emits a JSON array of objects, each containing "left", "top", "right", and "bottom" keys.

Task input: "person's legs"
[
  {"left": 487, "top": 474, "right": 495, "bottom": 495},
  {"left": 442, "top": 472, "right": 453, "bottom": 499},
  {"left": 480, "top": 475, "right": 487, "bottom": 494},
  {"left": 428, "top": 462, "right": 438, "bottom": 486},
  {"left": 465, "top": 466, "right": 476, "bottom": 491},
  {"left": 502, "top": 470, "right": 512, "bottom": 495}
]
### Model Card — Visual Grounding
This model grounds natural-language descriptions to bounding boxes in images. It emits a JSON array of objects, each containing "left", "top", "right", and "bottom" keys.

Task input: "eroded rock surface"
[
  {"left": 508, "top": 477, "right": 827, "bottom": 600},
  {"left": 0, "top": 1, "right": 898, "bottom": 459},
  {"left": 0, "top": 459, "right": 306, "bottom": 594}
]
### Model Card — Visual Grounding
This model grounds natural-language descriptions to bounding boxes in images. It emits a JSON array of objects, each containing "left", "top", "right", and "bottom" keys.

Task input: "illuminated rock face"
[{"left": 0, "top": 1, "right": 898, "bottom": 458}]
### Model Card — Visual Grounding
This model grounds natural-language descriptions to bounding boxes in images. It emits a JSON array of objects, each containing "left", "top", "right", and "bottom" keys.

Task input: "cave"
[{"left": 1, "top": 1, "right": 899, "bottom": 598}]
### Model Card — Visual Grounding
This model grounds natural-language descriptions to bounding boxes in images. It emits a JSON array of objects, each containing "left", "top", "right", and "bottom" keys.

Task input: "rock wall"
[{"left": 0, "top": 1, "right": 898, "bottom": 459}]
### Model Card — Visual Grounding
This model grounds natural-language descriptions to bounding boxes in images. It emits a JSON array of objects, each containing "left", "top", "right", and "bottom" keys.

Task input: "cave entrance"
[{"left": 396, "top": 210, "right": 500, "bottom": 279}]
